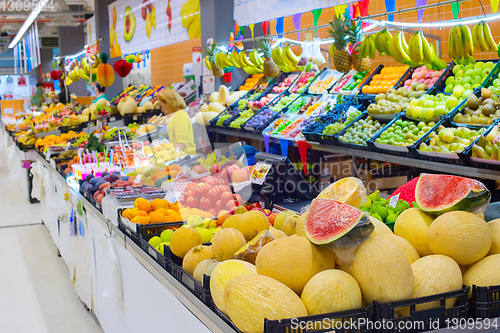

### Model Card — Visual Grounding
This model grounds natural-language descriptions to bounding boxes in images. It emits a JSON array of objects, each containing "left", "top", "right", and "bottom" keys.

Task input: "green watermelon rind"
[
  {"left": 415, "top": 175, "right": 491, "bottom": 216},
  {"left": 305, "top": 199, "right": 371, "bottom": 245}
]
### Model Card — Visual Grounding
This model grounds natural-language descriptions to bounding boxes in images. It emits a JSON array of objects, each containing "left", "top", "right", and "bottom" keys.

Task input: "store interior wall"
[
  {"left": 40, "top": 48, "right": 54, "bottom": 81},
  {"left": 94, "top": 0, "right": 123, "bottom": 98},
  {"left": 58, "top": 25, "right": 88, "bottom": 97}
]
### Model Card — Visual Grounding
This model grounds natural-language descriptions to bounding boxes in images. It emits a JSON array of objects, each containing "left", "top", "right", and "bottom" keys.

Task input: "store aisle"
[{"left": 0, "top": 166, "right": 104, "bottom": 333}]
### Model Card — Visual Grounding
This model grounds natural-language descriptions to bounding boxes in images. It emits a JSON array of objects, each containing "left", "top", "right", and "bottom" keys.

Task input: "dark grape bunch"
[{"left": 245, "top": 108, "right": 276, "bottom": 130}]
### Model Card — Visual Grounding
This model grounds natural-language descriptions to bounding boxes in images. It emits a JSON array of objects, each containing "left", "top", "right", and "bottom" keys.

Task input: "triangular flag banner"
[
  {"left": 279, "top": 139, "right": 290, "bottom": 157},
  {"left": 276, "top": 17, "right": 284, "bottom": 38},
  {"left": 297, "top": 140, "right": 308, "bottom": 177},
  {"left": 249, "top": 24, "right": 255, "bottom": 38},
  {"left": 450, "top": 2, "right": 460, "bottom": 19},
  {"left": 385, "top": 0, "right": 395, "bottom": 21},
  {"left": 351, "top": 3, "right": 360, "bottom": 18},
  {"left": 234, "top": 23, "right": 239, "bottom": 37},
  {"left": 311, "top": 8, "right": 323, "bottom": 37},
  {"left": 491, "top": 0, "right": 500, "bottom": 13},
  {"left": 416, "top": 0, "right": 428, "bottom": 23},
  {"left": 262, "top": 21, "right": 270, "bottom": 35},
  {"left": 358, "top": 0, "right": 370, "bottom": 16},
  {"left": 263, "top": 134, "right": 270, "bottom": 153},
  {"left": 292, "top": 13, "right": 302, "bottom": 41},
  {"left": 239, "top": 26, "right": 245, "bottom": 38},
  {"left": 334, "top": 4, "right": 347, "bottom": 18}
]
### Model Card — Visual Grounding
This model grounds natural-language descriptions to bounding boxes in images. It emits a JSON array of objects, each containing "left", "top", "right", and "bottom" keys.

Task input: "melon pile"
[
  {"left": 195, "top": 86, "right": 247, "bottom": 125},
  {"left": 171, "top": 175, "right": 500, "bottom": 333}
]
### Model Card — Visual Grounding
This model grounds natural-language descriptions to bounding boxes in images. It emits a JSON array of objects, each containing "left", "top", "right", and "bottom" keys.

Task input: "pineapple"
[
  {"left": 203, "top": 40, "right": 224, "bottom": 78},
  {"left": 256, "top": 38, "right": 280, "bottom": 78},
  {"left": 348, "top": 19, "right": 371, "bottom": 72},
  {"left": 327, "top": 14, "right": 352, "bottom": 73}
]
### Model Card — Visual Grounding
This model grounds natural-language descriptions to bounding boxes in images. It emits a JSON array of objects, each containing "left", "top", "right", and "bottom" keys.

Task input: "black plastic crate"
[
  {"left": 469, "top": 284, "right": 500, "bottom": 319},
  {"left": 122, "top": 113, "right": 144, "bottom": 126},
  {"left": 447, "top": 88, "right": 495, "bottom": 129},
  {"left": 138, "top": 238, "right": 168, "bottom": 269},
  {"left": 358, "top": 64, "right": 384, "bottom": 97},
  {"left": 59, "top": 124, "right": 83, "bottom": 133},
  {"left": 372, "top": 286, "right": 470, "bottom": 333},
  {"left": 394, "top": 66, "right": 417, "bottom": 90},
  {"left": 427, "top": 61, "right": 454, "bottom": 95}
]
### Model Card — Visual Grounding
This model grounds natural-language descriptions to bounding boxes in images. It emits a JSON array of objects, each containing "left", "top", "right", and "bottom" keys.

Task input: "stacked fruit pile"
[
  {"left": 419, "top": 125, "right": 484, "bottom": 154},
  {"left": 361, "top": 66, "right": 409, "bottom": 94},
  {"left": 403, "top": 66, "right": 444, "bottom": 91},
  {"left": 444, "top": 62, "right": 496, "bottom": 95},
  {"left": 121, "top": 198, "right": 182, "bottom": 224},
  {"left": 470, "top": 124, "right": 500, "bottom": 161},
  {"left": 360, "top": 190, "right": 411, "bottom": 224},
  {"left": 367, "top": 88, "right": 417, "bottom": 116},
  {"left": 333, "top": 70, "right": 370, "bottom": 93},
  {"left": 405, "top": 93, "right": 460, "bottom": 121},
  {"left": 375, "top": 119, "right": 437, "bottom": 146},
  {"left": 338, "top": 115, "right": 382, "bottom": 145},
  {"left": 453, "top": 88, "right": 500, "bottom": 126},
  {"left": 289, "top": 72, "right": 317, "bottom": 94},
  {"left": 238, "top": 74, "right": 264, "bottom": 91}
]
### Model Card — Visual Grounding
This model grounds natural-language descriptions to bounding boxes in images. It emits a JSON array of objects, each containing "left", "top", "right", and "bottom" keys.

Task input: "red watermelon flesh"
[
  {"left": 389, "top": 177, "right": 418, "bottom": 206},
  {"left": 305, "top": 199, "right": 372, "bottom": 245},
  {"left": 415, "top": 174, "right": 491, "bottom": 216}
]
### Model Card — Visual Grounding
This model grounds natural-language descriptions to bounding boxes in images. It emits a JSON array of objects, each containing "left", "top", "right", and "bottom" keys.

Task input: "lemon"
[{"left": 317, "top": 177, "right": 367, "bottom": 208}]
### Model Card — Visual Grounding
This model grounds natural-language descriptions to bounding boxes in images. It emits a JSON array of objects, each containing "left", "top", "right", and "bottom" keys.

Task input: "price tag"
[
  {"left": 134, "top": 175, "right": 142, "bottom": 184},
  {"left": 110, "top": 117, "right": 116, "bottom": 122},
  {"left": 346, "top": 106, "right": 359, "bottom": 117},
  {"left": 133, "top": 116, "right": 138, "bottom": 121},
  {"left": 389, "top": 194, "right": 400, "bottom": 208}
]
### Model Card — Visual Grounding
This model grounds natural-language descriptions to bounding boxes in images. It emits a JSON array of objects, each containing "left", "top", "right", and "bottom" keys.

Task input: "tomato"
[
  {"left": 186, "top": 196, "right": 198, "bottom": 208},
  {"left": 214, "top": 200, "right": 224, "bottom": 212},
  {"left": 216, "top": 185, "right": 230, "bottom": 193},
  {"left": 183, "top": 190, "right": 195, "bottom": 198},
  {"left": 185, "top": 182, "right": 197, "bottom": 192},
  {"left": 207, "top": 188, "right": 221, "bottom": 202},
  {"left": 231, "top": 169, "right": 249, "bottom": 183},
  {"left": 233, "top": 193, "right": 243, "bottom": 206},
  {"left": 205, "top": 179, "right": 217, "bottom": 187},
  {"left": 208, "top": 208, "right": 216, "bottom": 216},
  {"left": 193, "top": 184, "right": 206, "bottom": 199},
  {"left": 200, "top": 176, "right": 213, "bottom": 183},
  {"left": 226, "top": 200, "right": 237, "bottom": 211},
  {"left": 201, "top": 184, "right": 212, "bottom": 198},
  {"left": 200, "top": 197, "right": 212, "bottom": 211},
  {"left": 220, "top": 191, "right": 233, "bottom": 203}
]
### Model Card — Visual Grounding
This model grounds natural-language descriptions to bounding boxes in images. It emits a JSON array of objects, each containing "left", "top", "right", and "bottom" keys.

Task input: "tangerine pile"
[
  {"left": 122, "top": 198, "right": 182, "bottom": 224},
  {"left": 361, "top": 66, "right": 408, "bottom": 94}
]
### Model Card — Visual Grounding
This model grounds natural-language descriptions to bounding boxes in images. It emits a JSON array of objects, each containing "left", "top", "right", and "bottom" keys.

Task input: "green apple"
[
  {"left": 489, "top": 86, "right": 498, "bottom": 94},
  {"left": 485, "top": 61, "right": 495, "bottom": 69},
  {"left": 455, "top": 70, "right": 465, "bottom": 77},
  {"left": 445, "top": 96, "right": 459, "bottom": 109},
  {"left": 412, "top": 106, "right": 423, "bottom": 118},
  {"left": 410, "top": 98, "right": 419, "bottom": 106},
  {"left": 463, "top": 83, "right": 472, "bottom": 90},
  {"left": 418, "top": 99, "right": 426, "bottom": 107},
  {"left": 453, "top": 85, "right": 465, "bottom": 98},
  {"left": 453, "top": 64, "right": 464, "bottom": 75},
  {"left": 424, "top": 100, "right": 436, "bottom": 108},
  {"left": 472, "top": 68, "right": 482, "bottom": 77},
  {"left": 436, "top": 93, "right": 445, "bottom": 100},
  {"left": 494, "top": 78, "right": 500, "bottom": 88},
  {"left": 474, "top": 62, "right": 484, "bottom": 69},
  {"left": 464, "top": 64, "right": 474, "bottom": 72},
  {"left": 425, "top": 108, "right": 435, "bottom": 120},
  {"left": 462, "top": 89, "right": 473, "bottom": 99},
  {"left": 454, "top": 77, "right": 463, "bottom": 85},
  {"left": 434, "top": 105, "right": 448, "bottom": 116},
  {"left": 472, "top": 83, "right": 481, "bottom": 89},
  {"left": 419, "top": 108, "right": 428, "bottom": 119},
  {"left": 482, "top": 68, "right": 492, "bottom": 78},
  {"left": 472, "top": 76, "right": 483, "bottom": 85},
  {"left": 445, "top": 76, "right": 455, "bottom": 86},
  {"left": 444, "top": 85, "right": 454, "bottom": 94},
  {"left": 462, "top": 76, "right": 472, "bottom": 84},
  {"left": 464, "top": 69, "right": 474, "bottom": 77}
]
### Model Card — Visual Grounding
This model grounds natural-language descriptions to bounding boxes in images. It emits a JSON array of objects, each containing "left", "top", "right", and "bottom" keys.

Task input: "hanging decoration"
[
  {"left": 228, "top": 23, "right": 244, "bottom": 52},
  {"left": 249, "top": 23, "right": 255, "bottom": 38},
  {"left": 97, "top": 53, "right": 115, "bottom": 88},
  {"left": 113, "top": 59, "right": 133, "bottom": 78},
  {"left": 491, "top": 0, "right": 500, "bottom": 13},
  {"left": 311, "top": 8, "right": 323, "bottom": 36},
  {"left": 50, "top": 70, "right": 62, "bottom": 81},
  {"left": 333, "top": 5, "right": 347, "bottom": 18},
  {"left": 416, "top": 0, "right": 428, "bottom": 23},
  {"left": 385, "top": 0, "right": 396, "bottom": 21},
  {"left": 292, "top": 13, "right": 302, "bottom": 41},
  {"left": 450, "top": 1, "right": 460, "bottom": 19},
  {"left": 276, "top": 17, "right": 284, "bottom": 38},
  {"left": 351, "top": 2, "right": 360, "bottom": 18},
  {"left": 262, "top": 21, "right": 270, "bottom": 35},
  {"left": 358, "top": 0, "right": 370, "bottom": 17}
]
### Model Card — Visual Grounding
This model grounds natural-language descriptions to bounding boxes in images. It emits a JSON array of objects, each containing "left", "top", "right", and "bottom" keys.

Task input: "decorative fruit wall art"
[
  {"left": 110, "top": 6, "right": 121, "bottom": 57},
  {"left": 141, "top": 0, "right": 156, "bottom": 38},
  {"left": 181, "top": 0, "right": 200, "bottom": 39},
  {"left": 166, "top": 0, "right": 172, "bottom": 32},
  {"left": 123, "top": 6, "right": 136, "bottom": 42}
]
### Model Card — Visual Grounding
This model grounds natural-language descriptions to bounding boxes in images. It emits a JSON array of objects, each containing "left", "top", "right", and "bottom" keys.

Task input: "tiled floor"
[{"left": 0, "top": 162, "right": 104, "bottom": 333}]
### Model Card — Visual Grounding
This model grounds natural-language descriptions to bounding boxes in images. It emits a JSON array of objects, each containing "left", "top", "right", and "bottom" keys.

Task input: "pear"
[
  {"left": 482, "top": 88, "right": 494, "bottom": 99},
  {"left": 482, "top": 102, "right": 495, "bottom": 116},
  {"left": 467, "top": 93, "right": 480, "bottom": 109}
]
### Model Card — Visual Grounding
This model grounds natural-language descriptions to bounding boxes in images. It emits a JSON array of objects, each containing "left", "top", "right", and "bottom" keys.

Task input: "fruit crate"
[
  {"left": 122, "top": 113, "right": 145, "bottom": 126},
  {"left": 469, "top": 284, "right": 500, "bottom": 319},
  {"left": 393, "top": 66, "right": 417, "bottom": 90},
  {"left": 163, "top": 245, "right": 212, "bottom": 307},
  {"left": 357, "top": 64, "right": 384, "bottom": 97},
  {"left": 372, "top": 286, "right": 470, "bottom": 333},
  {"left": 479, "top": 59, "right": 500, "bottom": 89},
  {"left": 446, "top": 88, "right": 492, "bottom": 129},
  {"left": 367, "top": 113, "right": 422, "bottom": 158},
  {"left": 426, "top": 61, "right": 455, "bottom": 96},
  {"left": 59, "top": 124, "right": 83, "bottom": 133},
  {"left": 460, "top": 118, "right": 500, "bottom": 170},
  {"left": 409, "top": 118, "right": 469, "bottom": 166},
  {"left": 335, "top": 111, "right": 386, "bottom": 152}
]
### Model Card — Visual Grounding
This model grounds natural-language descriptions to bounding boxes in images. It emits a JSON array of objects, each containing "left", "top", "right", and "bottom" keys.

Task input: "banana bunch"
[
  {"left": 181, "top": 0, "right": 201, "bottom": 38},
  {"left": 409, "top": 31, "right": 448, "bottom": 70},
  {"left": 373, "top": 29, "right": 392, "bottom": 56},
  {"left": 449, "top": 24, "right": 476, "bottom": 65},
  {"left": 388, "top": 31, "right": 412, "bottom": 65},
  {"left": 472, "top": 21, "right": 498, "bottom": 53},
  {"left": 271, "top": 46, "right": 304, "bottom": 72},
  {"left": 359, "top": 35, "right": 376, "bottom": 59}
]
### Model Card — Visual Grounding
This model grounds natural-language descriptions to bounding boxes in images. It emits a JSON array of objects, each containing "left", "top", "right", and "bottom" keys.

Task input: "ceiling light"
[{"left": 9, "top": 0, "right": 49, "bottom": 48}]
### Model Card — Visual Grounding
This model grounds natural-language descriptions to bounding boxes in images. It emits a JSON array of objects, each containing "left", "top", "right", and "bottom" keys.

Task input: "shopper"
[
  {"left": 158, "top": 89, "right": 196, "bottom": 154},
  {"left": 58, "top": 80, "right": 70, "bottom": 105},
  {"left": 31, "top": 83, "right": 45, "bottom": 107},
  {"left": 93, "top": 83, "right": 109, "bottom": 104}
]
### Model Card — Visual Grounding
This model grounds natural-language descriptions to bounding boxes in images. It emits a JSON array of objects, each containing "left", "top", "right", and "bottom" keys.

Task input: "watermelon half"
[
  {"left": 305, "top": 199, "right": 373, "bottom": 245},
  {"left": 415, "top": 174, "right": 491, "bottom": 216}
]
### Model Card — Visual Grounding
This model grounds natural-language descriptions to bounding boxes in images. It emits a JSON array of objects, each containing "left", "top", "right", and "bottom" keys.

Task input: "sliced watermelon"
[
  {"left": 415, "top": 174, "right": 491, "bottom": 216},
  {"left": 389, "top": 177, "right": 418, "bottom": 207},
  {"left": 305, "top": 199, "right": 373, "bottom": 245}
]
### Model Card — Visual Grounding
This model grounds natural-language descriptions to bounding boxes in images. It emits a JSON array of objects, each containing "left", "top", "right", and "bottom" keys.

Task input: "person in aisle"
[
  {"left": 31, "top": 83, "right": 45, "bottom": 107},
  {"left": 57, "top": 80, "right": 70, "bottom": 105},
  {"left": 158, "top": 89, "right": 196, "bottom": 154},
  {"left": 92, "top": 83, "right": 109, "bottom": 104}
]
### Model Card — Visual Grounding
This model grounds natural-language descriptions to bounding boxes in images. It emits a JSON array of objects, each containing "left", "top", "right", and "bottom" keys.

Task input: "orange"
[
  {"left": 152, "top": 198, "right": 169, "bottom": 211},
  {"left": 169, "top": 164, "right": 181, "bottom": 172},
  {"left": 130, "top": 216, "right": 150, "bottom": 224},
  {"left": 149, "top": 211, "right": 166, "bottom": 223},
  {"left": 169, "top": 202, "right": 179, "bottom": 212},
  {"left": 135, "top": 210, "right": 149, "bottom": 217},
  {"left": 135, "top": 198, "right": 152, "bottom": 212},
  {"left": 121, "top": 208, "right": 136, "bottom": 220},
  {"left": 166, "top": 209, "right": 178, "bottom": 216},
  {"left": 155, "top": 208, "right": 169, "bottom": 216},
  {"left": 170, "top": 170, "right": 179, "bottom": 179}
]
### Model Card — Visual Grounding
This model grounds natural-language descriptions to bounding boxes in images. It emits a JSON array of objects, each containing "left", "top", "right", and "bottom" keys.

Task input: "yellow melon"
[
  {"left": 380, "top": 234, "right": 420, "bottom": 264},
  {"left": 352, "top": 236, "right": 414, "bottom": 303},
  {"left": 463, "top": 254, "right": 500, "bottom": 298},
  {"left": 268, "top": 227, "right": 287, "bottom": 239},
  {"left": 193, "top": 258, "right": 218, "bottom": 284},
  {"left": 427, "top": 211, "right": 492, "bottom": 265},
  {"left": 399, "top": 255, "right": 463, "bottom": 317},
  {"left": 237, "top": 210, "right": 269, "bottom": 241},
  {"left": 296, "top": 212, "right": 308, "bottom": 237},
  {"left": 210, "top": 259, "right": 256, "bottom": 315},
  {"left": 221, "top": 215, "right": 239, "bottom": 229},
  {"left": 488, "top": 219, "right": 500, "bottom": 255},
  {"left": 394, "top": 208, "right": 434, "bottom": 256},
  {"left": 169, "top": 227, "right": 202, "bottom": 258},
  {"left": 281, "top": 215, "right": 300, "bottom": 236},
  {"left": 274, "top": 210, "right": 296, "bottom": 230},
  {"left": 224, "top": 274, "right": 308, "bottom": 333},
  {"left": 182, "top": 245, "right": 214, "bottom": 275},
  {"left": 255, "top": 236, "right": 336, "bottom": 295},
  {"left": 369, "top": 216, "right": 393, "bottom": 237},
  {"left": 211, "top": 228, "right": 246, "bottom": 262},
  {"left": 301, "top": 269, "right": 362, "bottom": 315}
]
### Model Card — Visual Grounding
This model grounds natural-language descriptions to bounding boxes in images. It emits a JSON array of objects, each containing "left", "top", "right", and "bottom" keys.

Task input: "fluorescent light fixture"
[
  {"left": 9, "top": 0, "right": 49, "bottom": 48},
  {"left": 366, "top": 13, "right": 500, "bottom": 28}
]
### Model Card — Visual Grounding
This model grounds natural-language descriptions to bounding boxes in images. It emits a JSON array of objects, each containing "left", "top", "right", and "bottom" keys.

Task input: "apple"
[
  {"left": 485, "top": 61, "right": 495, "bottom": 69},
  {"left": 455, "top": 70, "right": 465, "bottom": 78},
  {"left": 463, "top": 83, "right": 472, "bottom": 90},
  {"left": 231, "top": 169, "right": 249, "bottom": 183},
  {"left": 482, "top": 68, "right": 492, "bottom": 77},
  {"left": 494, "top": 78, "right": 500, "bottom": 88},
  {"left": 424, "top": 100, "right": 436, "bottom": 108},
  {"left": 474, "top": 62, "right": 484, "bottom": 69},
  {"left": 464, "top": 64, "right": 474, "bottom": 72},
  {"left": 445, "top": 76, "right": 455, "bottom": 86},
  {"left": 434, "top": 105, "right": 448, "bottom": 116},
  {"left": 444, "top": 85, "right": 454, "bottom": 94},
  {"left": 472, "top": 83, "right": 481, "bottom": 89},
  {"left": 453, "top": 64, "right": 464, "bottom": 75},
  {"left": 472, "top": 76, "right": 483, "bottom": 85},
  {"left": 462, "top": 76, "right": 472, "bottom": 84},
  {"left": 453, "top": 85, "right": 465, "bottom": 98},
  {"left": 462, "top": 89, "right": 473, "bottom": 99}
]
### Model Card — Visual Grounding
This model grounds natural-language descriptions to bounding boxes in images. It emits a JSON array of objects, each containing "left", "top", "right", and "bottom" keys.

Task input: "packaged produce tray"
[
  {"left": 372, "top": 286, "right": 470, "bottom": 333},
  {"left": 469, "top": 284, "right": 500, "bottom": 319},
  {"left": 308, "top": 68, "right": 343, "bottom": 94},
  {"left": 461, "top": 118, "right": 500, "bottom": 170},
  {"left": 332, "top": 69, "right": 372, "bottom": 95}
]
